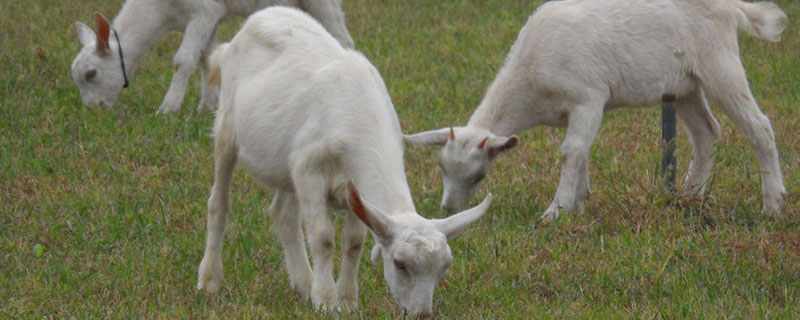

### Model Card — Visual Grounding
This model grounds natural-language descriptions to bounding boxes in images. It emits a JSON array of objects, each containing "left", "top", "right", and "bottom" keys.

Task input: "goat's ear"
[
  {"left": 477, "top": 136, "right": 489, "bottom": 149},
  {"left": 403, "top": 127, "right": 453, "bottom": 146},
  {"left": 347, "top": 182, "right": 394, "bottom": 240},
  {"left": 486, "top": 135, "right": 518, "bottom": 157},
  {"left": 94, "top": 13, "right": 111, "bottom": 54},
  {"left": 433, "top": 193, "right": 491, "bottom": 239},
  {"left": 74, "top": 22, "right": 96, "bottom": 47}
]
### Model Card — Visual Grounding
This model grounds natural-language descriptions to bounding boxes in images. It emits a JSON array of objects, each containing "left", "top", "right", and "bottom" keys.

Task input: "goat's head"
[
  {"left": 347, "top": 182, "right": 491, "bottom": 318},
  {"left": 404, "top": 126, "right": 517, "bottom": 211},
  {"left": 71, "top": 13, "right": 125, "bottom": 108}
]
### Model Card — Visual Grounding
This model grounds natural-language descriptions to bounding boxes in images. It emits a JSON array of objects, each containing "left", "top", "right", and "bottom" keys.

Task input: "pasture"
[{"left": 2, "top": 0, "right": 799, "bottom": 318}]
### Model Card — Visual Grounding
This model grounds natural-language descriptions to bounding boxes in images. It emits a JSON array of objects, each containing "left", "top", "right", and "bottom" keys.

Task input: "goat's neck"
[
  {"left": 111, "top": 1, "right": 173, "bottom": 73},
  {"left": 466, "top": 64, "right": 536, "bottom": 137},
  {"left": 349, "top": 143, "right": 416, "bottom": 216}
]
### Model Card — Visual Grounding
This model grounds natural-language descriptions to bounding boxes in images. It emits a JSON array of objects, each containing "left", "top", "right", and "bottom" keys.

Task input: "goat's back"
[
  {"left": 513, "top": 0, "right": 753, "bottom": 108},
  {"left": 213, "top": 7, "right": 403, "bottom": 192},
  {"left": 216, "top": 6, "right": 350, "bottom": 125},
  {"left": 228, "top": 6, "right": 343, "bottom": 66}
]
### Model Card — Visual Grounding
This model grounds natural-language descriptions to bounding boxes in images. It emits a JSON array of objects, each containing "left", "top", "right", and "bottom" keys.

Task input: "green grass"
[{"left": 1, "top": 0, "right": 799, "bottom": 318}]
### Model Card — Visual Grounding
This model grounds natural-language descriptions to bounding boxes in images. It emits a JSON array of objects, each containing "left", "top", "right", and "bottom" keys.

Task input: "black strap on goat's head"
[{"left": 111, "top": 28, "right": 129, "bottom": 89}]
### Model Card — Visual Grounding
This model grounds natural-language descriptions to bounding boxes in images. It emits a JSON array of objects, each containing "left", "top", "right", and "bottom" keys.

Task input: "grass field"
[{"left": 2, "top": 0, "right": 799, "bottom": 318}]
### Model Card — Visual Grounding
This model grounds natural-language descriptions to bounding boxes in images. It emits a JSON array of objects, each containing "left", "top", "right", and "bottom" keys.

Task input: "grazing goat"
[
  {"left": 71, "top": 0, "right": 353, "bottom": 113},
  {"left": 406, "top": 0, "right": 788, "bottom": 220},
  {"left": 195, "top": 7, "right": 492, "bottom": 317}
]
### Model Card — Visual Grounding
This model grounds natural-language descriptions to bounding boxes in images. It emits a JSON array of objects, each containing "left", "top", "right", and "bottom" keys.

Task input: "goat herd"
[{"left": 70, "top": 0, "right": 788, "bottom": 317}]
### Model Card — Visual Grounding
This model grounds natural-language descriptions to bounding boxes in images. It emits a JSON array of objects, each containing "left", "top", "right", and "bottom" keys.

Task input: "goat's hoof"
[
  {"left": 540, "top": 206, "right": 561, "bottom": 224},
  {"left": 157, "top": 106, "right": 180, "bottom": 114},
  {"left": 311, "top": 288, "right": 338, "bottom": 312},
  {"left": 199, "top": 85, "right": 219, "bottom": 111},
  {"left": 337, "top": 291, "right": 359, "bottom": 312},
  {"left": 157, "top": 102, "right": 181, "bottom": 114},
  {"left": 678, "top": 187, "right": 705, "bottom": 203},
  {"left": 196, "top": 99, "right": 218, "bottom": 112},
  {"left": 199, "top": 98, "right": 219, "bottom": 112},
  {"left": 313, "top": 301, "right": 337, "bottom": 313},
  {"left": 196, "top": 275, "right": 221, "bottom": 294},
  {"left": 289, "top": 277, "right": 313, "bottom": 299},
  {"left": 576, "top": 202, "right": 586, "bottom": 214},
  {"left": 197, "top": 257, "right": 223, "bottom": 294},
  {"left": 762, "top": 198, "right": 783, "bottom": 217}
]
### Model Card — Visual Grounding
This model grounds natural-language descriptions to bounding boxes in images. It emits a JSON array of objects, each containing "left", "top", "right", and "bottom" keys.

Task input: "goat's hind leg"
[
  {"left": 676, "top": 92, "right": 721, "bottom": 202},
  {"left": 158, "top": 2, "right": 225, "bottom": 114},
  {"left": 301, "top": 0, "right": 354, "bottom": 48},
  {"left": 197, "top": 133, "right": 237, "bottom": 293},
  {"left": 701, "top": 54, "right": 785, "bottom": 214},
  {"left": 268, "top": 191, "right": 313, "bottom": 298},
  {"left": 574, "top": 159, "right": 591, "bottom": 214}
]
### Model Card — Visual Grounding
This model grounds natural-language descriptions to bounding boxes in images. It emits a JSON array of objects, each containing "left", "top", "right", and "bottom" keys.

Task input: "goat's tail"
[
  {"left": 207, "top": 42, "right": 231, "bottom": 142},
  {"left": 207, "top": 42, "right": 230, "bottom": 87},
  {"left": 734, "top": 1, "right": 788, "bottom": 42}
]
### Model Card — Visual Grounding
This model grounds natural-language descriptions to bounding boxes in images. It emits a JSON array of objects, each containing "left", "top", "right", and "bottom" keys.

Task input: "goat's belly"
[
  {"left": 606, "top": 73, "right": 697, "bottom": 110},
  {"left": 236, "top": 149, "right": 294, "bottom": 191},
  {"left": 236, "top": 149, "right": 350, "bottom": 210}
]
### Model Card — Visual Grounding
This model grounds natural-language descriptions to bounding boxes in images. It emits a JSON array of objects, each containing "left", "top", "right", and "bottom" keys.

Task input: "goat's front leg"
[
  {"left": 293, "top": 172, "right": 337, "bottom": 311},
  {"left": 158, "top": 3, "right": 225, "bottom": 114},
  {"left": 336, "top": 210, "right": 366, "bottom": 312},
  {"left": 268, "top": 191, "right": 313, "bottom": 298},
  {"left": 574, "top": 158, "right": 591, "bottom": 214},
  {"left": 542, "top": 103, "right": 603, "bottom": 222}
]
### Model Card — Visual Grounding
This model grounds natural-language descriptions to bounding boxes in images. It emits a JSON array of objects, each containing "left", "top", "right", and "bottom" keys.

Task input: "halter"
[{"left": 111, "top": 28, "right": 129, "bottom": 89}]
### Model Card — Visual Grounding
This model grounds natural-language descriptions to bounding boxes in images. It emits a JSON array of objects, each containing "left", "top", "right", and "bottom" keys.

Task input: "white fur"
[
  {"left": 195, "top": 8, "right": 491, "bottom": 317},
  {"left": 406, "top": 0, "right": 787, "bottom": 220},
  {"left": 70, "top": 0, "right": 354, "bottom": 113}
]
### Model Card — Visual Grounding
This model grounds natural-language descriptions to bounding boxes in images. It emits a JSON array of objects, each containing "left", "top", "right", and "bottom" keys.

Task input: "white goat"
[
  {"left": 71, "top": 0, "right": 353, "bottom": 113},
  {"left": 195, "top": 7, "right": 492, "bottom": 317},
  {"left": 406, "top": 0, "right": 788, "bottom": 220}
]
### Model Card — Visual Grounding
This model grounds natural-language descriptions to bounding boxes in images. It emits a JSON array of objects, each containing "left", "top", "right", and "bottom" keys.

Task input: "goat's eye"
[
  {"left": 394, "top": 259, "right": 406, "bottom": 272},
  {"left": 85, "top": 70, "right": 97, "bottom": 81},
  {"left": 471, "top": 172, "right": 486, "bottom": 184}
]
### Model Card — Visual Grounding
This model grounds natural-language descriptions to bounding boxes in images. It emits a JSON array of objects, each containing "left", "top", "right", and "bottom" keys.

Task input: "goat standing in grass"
[
  {"left": 71, "top": 0, "right": 353, "bottom": 113},
  {"left": 406, "top": 0, "right": 788, "bottom": 220},
  {"left": 196, "top": 7, "right": 492, "bottom": 317}
]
